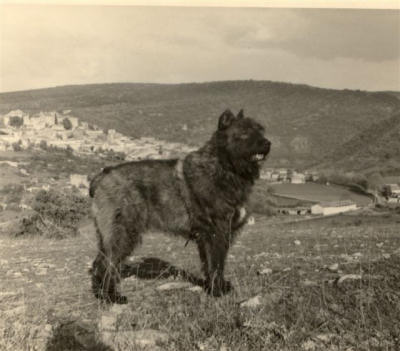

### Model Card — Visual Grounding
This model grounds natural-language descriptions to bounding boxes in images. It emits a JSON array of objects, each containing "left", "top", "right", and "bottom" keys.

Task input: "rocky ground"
[{"left": 0, "top": 213, "right": 400, "bottom": 350}]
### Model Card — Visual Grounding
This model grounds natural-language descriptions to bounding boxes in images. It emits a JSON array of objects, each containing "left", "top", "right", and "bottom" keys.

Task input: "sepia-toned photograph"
[{"left": 0, "top": 1, "right": 399, "bottom": 349}]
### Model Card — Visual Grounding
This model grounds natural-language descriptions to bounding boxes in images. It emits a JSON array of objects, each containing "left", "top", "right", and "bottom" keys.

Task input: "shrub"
[
  {"left": 39, "top": 140, "right": 48, "bottom": 150},
  {"left": 1, "top": 184, "right": 24, "bottom": 208},
  {"left": 15, "top": 189, "right": 90, "bottom": 239},
  {"left": 12, "top": 141, "right": 23, "bottom": 152}
]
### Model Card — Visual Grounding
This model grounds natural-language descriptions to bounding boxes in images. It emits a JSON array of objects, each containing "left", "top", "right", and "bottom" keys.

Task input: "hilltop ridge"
[{"left": 1, "top": 80, "right": 399, "bottom": 169}]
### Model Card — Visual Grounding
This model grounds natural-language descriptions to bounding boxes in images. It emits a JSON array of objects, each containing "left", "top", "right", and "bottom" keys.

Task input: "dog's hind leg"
[
  {"left": 196, "top": 239, "right": 210, "bottom": 281},
  {"left": 91, "top": 213, "right": 142, "bottom": 304}
]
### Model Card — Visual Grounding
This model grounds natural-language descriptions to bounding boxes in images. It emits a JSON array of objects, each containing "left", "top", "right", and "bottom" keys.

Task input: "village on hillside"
[
  {"left": 0, "top": 109, "right": 399, "bottom": 218},
  {"left": 0, "top": 109, "right": 194, "bottom": 160}
]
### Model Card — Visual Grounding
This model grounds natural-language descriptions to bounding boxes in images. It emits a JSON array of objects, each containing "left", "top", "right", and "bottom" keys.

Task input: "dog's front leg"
[{"left": 202, "top": 232, "right": 232, "bottom": 297}]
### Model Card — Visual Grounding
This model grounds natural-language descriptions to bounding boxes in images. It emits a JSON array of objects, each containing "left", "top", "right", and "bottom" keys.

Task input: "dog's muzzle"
[{"left": 251, "top": 139, "right": 271, "bottom": 162}]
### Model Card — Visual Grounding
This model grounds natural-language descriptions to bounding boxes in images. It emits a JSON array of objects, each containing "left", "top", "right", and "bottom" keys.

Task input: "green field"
[{"left": 271, "top": 183, "right": 372, "bottom": 207}]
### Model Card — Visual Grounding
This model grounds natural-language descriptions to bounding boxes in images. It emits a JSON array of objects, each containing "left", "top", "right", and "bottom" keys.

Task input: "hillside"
[
  {"left": 1, "top": 81, "right": 399, "bottom": 167},
  {"left": 316, "top": 113, "right": 400, "bottom": 174}
]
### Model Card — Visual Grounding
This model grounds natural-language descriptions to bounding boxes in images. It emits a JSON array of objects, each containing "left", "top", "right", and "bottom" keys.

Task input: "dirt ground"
[{"left": 0, "top": 213, "right": 400, "bottom": 350}]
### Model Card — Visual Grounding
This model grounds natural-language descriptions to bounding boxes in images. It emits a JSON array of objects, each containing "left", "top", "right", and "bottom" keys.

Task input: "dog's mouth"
[{"left": 251, "top": 153, "right": 267, "bottom": 162}]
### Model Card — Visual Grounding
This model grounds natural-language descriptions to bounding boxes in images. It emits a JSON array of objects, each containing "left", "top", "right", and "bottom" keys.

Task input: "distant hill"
[
  {"left": 316, "top": 113, "right": 400, "bottom": 175},
  {"left": 384, "top": 91, "right": 400, "bottom": 100},
  {"left": 1, "top": 81, "right": 399, "bottom": 168}
]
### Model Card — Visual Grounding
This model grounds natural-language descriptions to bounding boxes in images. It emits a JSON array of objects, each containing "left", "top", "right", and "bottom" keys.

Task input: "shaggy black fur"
[{"left": 90, "top": 109, "right": 271, "bottom": 303}]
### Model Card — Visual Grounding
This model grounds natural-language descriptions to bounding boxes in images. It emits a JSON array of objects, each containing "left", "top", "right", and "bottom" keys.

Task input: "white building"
[
  {"left": 311, "top": 200, "right": 357, "bottom": 216},
  {"left": 70, "top": 174, "right": 89, "bottom": 195},
  {"left": 67, "top": 116, "right": 79, "bottom": 129},
  {"left": 291, "top": 172, "right": 306, "bottom": 184},
  {"left": 260, "top": 170, "right": 272, "bottom": 180},
  {"left": 386, "top": 184, "right": 400, "bottom": 197}
]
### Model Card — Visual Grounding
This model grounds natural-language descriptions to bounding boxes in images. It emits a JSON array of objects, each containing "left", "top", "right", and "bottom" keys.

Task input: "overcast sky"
[{"left": 0, "top": 5, "right": 399, "bottom": 92}]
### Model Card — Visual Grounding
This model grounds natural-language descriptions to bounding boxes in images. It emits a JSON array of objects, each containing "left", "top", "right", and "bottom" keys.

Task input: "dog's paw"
[
  {"left": 93, "top": 291, "right": 128, "bottom": 304},
  {"left": 111, "top": 294, "right": 128, "bottom": 304},
  {"left": 205, "top": 279, "right": 233, "bottom": 297}
]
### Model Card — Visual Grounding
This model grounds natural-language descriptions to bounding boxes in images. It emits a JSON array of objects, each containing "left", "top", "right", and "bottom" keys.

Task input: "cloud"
[
  {"left": 0, "top": 6, "right": 399, "bottom": 92},
  {"left": 221, "top": 9, "right": 400, "bottom": 62}
]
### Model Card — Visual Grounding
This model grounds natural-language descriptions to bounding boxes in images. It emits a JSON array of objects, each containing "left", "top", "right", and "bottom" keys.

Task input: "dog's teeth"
[{"left": 252, "top": 154, "right": 264, "bottom": 161}]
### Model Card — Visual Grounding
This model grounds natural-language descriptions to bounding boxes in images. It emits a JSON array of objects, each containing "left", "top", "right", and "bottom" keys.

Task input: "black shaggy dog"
[{"left": 90, "top": 109, "right": 271, "bottom": 303}]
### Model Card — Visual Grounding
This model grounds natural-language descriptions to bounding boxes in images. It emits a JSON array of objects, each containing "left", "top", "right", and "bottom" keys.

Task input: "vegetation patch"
[{"left": 14, "top": 189, "right": 90, "bottom": 239}]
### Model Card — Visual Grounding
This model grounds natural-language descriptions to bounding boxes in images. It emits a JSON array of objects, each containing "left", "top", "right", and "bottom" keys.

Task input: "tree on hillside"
[
  {"left": 9, "top": 116, "right": 23, "bottom": 128},
  {"left": 63, "top": 117, "right": 72, "bottom": 130}
]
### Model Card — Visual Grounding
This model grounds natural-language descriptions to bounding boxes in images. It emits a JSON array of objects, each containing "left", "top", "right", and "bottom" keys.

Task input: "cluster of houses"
[
  {"left": 382, "top": 183, "right": 400, "bottom": 204},
  {"left": 260, "top": 168, "right": 319, "bottom": 184},
  {"left": 277, "top": 200, "right": 358, "bottom": 217},
  {"left": 0, "top": 109, "right": 194, "bottom": 160}
]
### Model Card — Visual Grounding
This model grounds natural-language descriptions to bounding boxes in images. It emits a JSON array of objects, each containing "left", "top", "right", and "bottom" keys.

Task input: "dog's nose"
[{"left": 265, "top": 140, "right": 271, "bottom": 149}]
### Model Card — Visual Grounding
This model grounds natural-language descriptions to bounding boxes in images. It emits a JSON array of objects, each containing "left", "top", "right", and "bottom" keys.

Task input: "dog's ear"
[
  {"left": 237, "top": 109, "right": 244, "bottom": 119},
  {"left": 218, "top": 109, "right": 236, "bottom": 130}
]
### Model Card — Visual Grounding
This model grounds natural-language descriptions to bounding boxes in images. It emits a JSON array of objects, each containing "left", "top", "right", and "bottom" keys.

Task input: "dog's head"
[{"left": 216, "top": 109, "right": 271, "bottom": 180}]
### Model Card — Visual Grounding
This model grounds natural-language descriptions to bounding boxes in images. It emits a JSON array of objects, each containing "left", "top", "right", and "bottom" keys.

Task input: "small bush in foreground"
[{"left": 15, "top": 189, "right": 90, "bottom": 239}]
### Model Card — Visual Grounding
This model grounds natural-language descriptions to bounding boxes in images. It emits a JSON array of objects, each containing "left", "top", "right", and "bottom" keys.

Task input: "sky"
[{"left": 0, "top": 5, "right": 399, "bottom": 92}]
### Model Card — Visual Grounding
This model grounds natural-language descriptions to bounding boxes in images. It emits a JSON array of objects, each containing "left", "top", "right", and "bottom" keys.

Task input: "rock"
[
  {"left": 99, "top": 314, "right": 117, "bottom": 332},
  {"left": 157, "top": 282, "right": 193, "bottom": 291},
  {"left": 188, "top": 286, "right": 203, "bottom": 292},
  {"left": 382, "top": 253, "right": 391, "bottom": 259},
  {"left": 352, "top": 252, "right": 362, "bottom": 258},
  {"left": 337, "top": 274, "right": 362, "bottom": 285},
  {"left": 36, "top": 268, "right": 48, "bottom": 276},
  {"left": 302, "top": 339, "right": 317, "bottom": 350},
  {"left": 197, "top": 336, "right": 218, "bottom": 350},
  {"left": 258, "top": 268, "right": 272, "bottom": 275},
  {"left": 110, "top": 304, "right": 129, "bottom": 315},
  {"left": 328, "top": 263, "right": 339, "bottom": 272},
  {"left": 294, "top": 240, "right": 301, "bottom": 246},
  {"left": 240, "top": 295, "right": 262, "bottom": 308},
  {"left": 302, "top": 279, "right": 318, "bottom": 287},
  {"left": 130, "top": 329, "right": 169, "bottom": 347},
  {"left": 34, "top": 323, "right": 54, "bottom": 350},
  {"left": 376, "top": 242, "right": 384, "bottom": 248},
  {"left": 254, "top": 252, "right": 268, "bottom": 259},
  {"left": 104, "top": 329, "right": 169, "bottom": 349},
  {"left": 340, "top": 254, "right": 353, "bottom": 262},
  {"left": 315, "top": 333, "right": 335, "bottom": 343}
]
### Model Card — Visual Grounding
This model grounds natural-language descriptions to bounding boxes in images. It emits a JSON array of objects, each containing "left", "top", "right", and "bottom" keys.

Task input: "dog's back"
[{"left": 90, "top": 159, "right": 192, "bottom": 239}]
